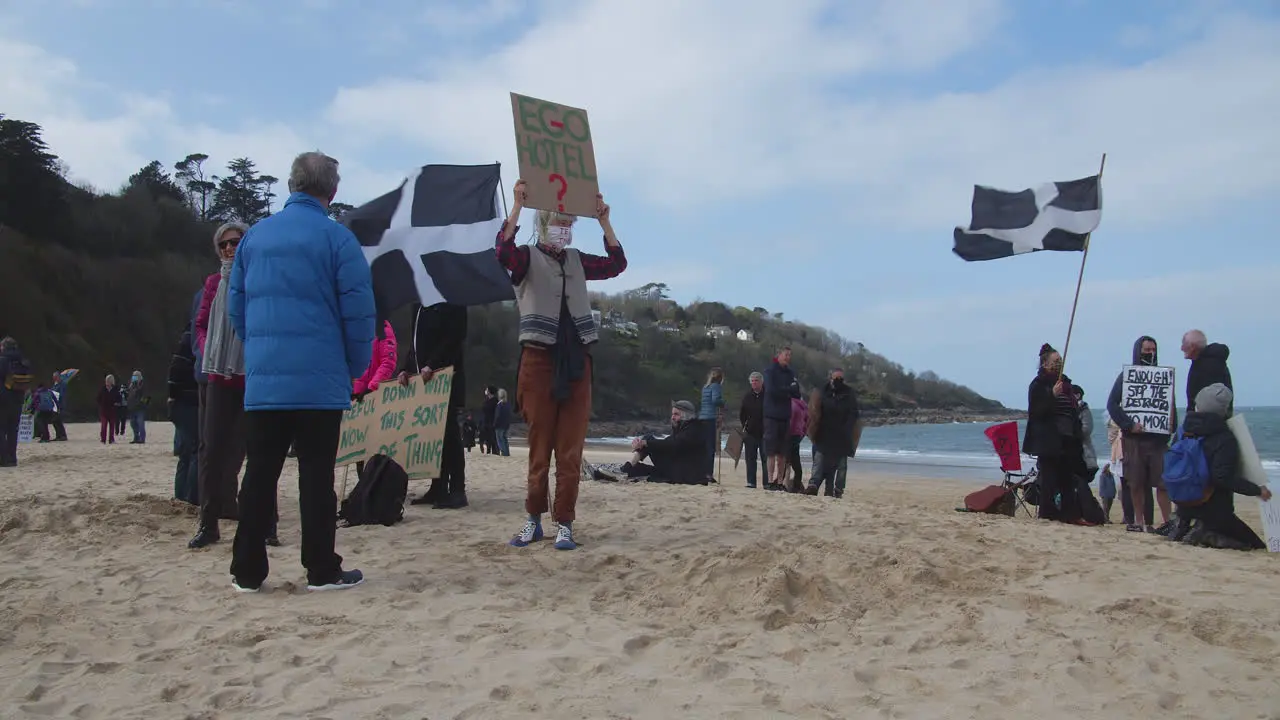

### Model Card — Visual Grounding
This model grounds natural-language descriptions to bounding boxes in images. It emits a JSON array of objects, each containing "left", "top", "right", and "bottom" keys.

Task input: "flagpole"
[
  {"left": 497, "top": 162, "right": 510, "bottom": 217},
  {"left": 1059, "top": 152, "right": 1106, "bottom": 376}
]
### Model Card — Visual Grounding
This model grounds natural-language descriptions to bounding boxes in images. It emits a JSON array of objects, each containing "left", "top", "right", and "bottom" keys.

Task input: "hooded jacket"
[
  {"left": 1106, "top": 335, "right": 1178, "bottom": 437},
  {"left": 1187, "top": 343, "right": 1232, "bottom": 412},
  {"left": 1181, "top": 410, "right": 1262, "bottom": 510},
  {"left": 353, "top": 321, "right": 397, "bottom": 397},
  {"left": 807, "top": 380, "right": 860, "bottom": 458}
]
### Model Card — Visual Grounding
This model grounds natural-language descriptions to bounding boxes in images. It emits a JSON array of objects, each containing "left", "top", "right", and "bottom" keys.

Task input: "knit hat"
[
  {"left": 1195, "top": 383, "right": 1233, "bottom": 418},
  {"left": 672, "top": 400, "right": 696, "bottom": 416}
]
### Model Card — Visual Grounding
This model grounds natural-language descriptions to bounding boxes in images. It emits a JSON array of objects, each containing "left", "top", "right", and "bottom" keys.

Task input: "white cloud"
[{"left": 325, "top": 2, "right": 1280, "bottom": 230}]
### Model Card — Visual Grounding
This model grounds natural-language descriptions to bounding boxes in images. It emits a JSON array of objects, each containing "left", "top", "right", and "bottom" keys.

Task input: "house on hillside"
[
  {"left": 736, "top": 329, "right": 755, "bottom": 343},
  {"left": 658, "top": 322, "right": 680, "bottom": 334},
  {"left": 706, "top": 325, "right": 731, "bottom": 338},
  {"left": 591, "top": 309, "right": 602, "bottom": 331}
]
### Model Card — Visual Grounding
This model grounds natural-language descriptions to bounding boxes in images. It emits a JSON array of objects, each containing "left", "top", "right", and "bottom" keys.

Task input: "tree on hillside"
[
  {"left": 328, "top": 201, "right": 356, "bottom": 220},
  {"left": 0, "top": 115, "right": 67, "bottom": 238},
  {"left": 126, "top": 161, "right": 185, "bottom": 204},
  {"left": 258, "top": 174, "right": 279, "bottom": 214},
  {"left": 209, "top": 157, "right": 271, "bottom": 223},
  {"left": 174, "top": 153, "right": 215, "bottom": 221}
]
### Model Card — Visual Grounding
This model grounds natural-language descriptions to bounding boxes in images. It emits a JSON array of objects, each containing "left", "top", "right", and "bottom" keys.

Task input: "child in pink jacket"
[{"left": 352, "top": 322, "right": 397, "bottom": 398}]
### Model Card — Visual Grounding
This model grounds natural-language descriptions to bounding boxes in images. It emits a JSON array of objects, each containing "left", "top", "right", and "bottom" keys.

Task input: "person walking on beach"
[
  {"left": 400, "top": 302, "right": 469, "bottom": 509},
  {"left": 806, "top": 368, "right": 859, "bottom": 498},
  {"left": 114, "top": 375, "right": 128, "bottom": 437},
  {"left": 227, "top": 150, "right": 375, "bottom": 593},
  {"left": 1023, "top": 344, "right": 1095, "bottom": 526},
  {"left": 1182, "top": 330, "right": 1232, "bottom": 412},
  {"left": 126, "top": 370, "right": 147, "bottom": 444},
  {"left": 1106, "top": 335, "right": 1174, "bottom": 533},
  {"left": 494, "top": 389, "right": 512, "bottom": 456},
  {"left": 739, "top": 372, "right": 766, "bottom": 489},
  {"left": 698, "top": 367, "right": 725, "bottom": 481},
  {"left": 481, "top": 385, "right": 499, "bottom": 455},
  {"left": 96, "top": 374, "right": 119, "bottom": 445},
  {"left": 762, "top": 346, "right": 800, "bottom": 492},
  {"left": 497, "top": 179, "right": 627, "bottom": 551},
  {"left": 48, "top": 368, "right": 77, "bottom": 441}
]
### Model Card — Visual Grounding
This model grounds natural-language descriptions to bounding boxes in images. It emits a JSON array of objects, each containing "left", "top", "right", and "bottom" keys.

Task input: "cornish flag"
[
  {"left": 343, "top": 163, "right": 514, "bottom": 319},
  {"left": 952, "top": 175, "right": 1102, "bottom": 262}
]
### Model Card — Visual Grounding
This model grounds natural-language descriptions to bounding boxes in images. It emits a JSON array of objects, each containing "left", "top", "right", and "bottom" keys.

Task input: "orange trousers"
[{"left": 517, "top": 346, "right": 592, "bottom": 523}]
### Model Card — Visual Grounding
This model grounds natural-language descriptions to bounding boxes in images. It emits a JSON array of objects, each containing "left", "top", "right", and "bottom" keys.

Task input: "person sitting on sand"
[
  {"left": 1023, "top": 344, "right": 1096, "bottom": 527},
  {"left": 621, "top": 401, "right": 709, "bottom": 485},
  {"left": 1171, "top": 384, "right": 1271, "bottom": 550}
]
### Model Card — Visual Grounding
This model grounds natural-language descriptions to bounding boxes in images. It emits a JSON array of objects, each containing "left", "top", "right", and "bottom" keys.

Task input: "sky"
[{"left": 2, "top": 0, "right": 1279, "bottom": 409}]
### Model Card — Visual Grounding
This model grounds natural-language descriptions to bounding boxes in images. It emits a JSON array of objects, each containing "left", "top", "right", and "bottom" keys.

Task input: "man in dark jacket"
[
  {"left": 0, "top": 337, "right": 32, "bottom": 468},
  {"left": 1106, "top": 335, "right": 1176, "bottom": 532},
  {"left": 398, "top": 302, "right": 469, "bottom": 509},
  {"left": 805, "top": 368, "right": 860, "bottom": 498},
  {"left": 762, "top": 346, "right": 801, "bottom": 491},
  {"left": 481, "top": 386, "right": 499, "bottom": 455},
  {"left": 1181, "top": 330, "right": 1232, "bottom": 413},
  {"left": 739, "top": 371, "right": 766, "bottom": 489},
  {"left": 1176, "top": 384, "right": 1270, "bottom": 550},
  {"left": 623, "top": 401, "right": 708, "bottom": 485},
  {"left": 168, "top": 326, "right": 201, "bottom": 506}
]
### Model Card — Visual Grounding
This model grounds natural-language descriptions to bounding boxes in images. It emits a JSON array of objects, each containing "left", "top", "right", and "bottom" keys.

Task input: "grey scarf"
[{"left": 201, "top": 260, "right": 245, "bottom": 378}]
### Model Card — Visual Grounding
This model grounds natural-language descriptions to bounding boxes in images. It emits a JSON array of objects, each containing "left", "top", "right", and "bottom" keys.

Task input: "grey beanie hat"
[
  {"left": 1195, "top": 383, "right": 1233, "bottom": 418},
  {"left": 672, "top": 400, "right": 696, "bottom": 417}
]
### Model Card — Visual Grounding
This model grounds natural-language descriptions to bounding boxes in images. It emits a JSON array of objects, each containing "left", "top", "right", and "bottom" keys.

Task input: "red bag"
[{"left": 962, "top": 485, "right": 1015, "bottom": 516}]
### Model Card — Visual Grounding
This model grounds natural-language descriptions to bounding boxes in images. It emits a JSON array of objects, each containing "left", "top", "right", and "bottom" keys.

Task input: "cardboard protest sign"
[
  {"left": 1226, "top": 414, "right": 1280, "bottom": 552},
  {"left": 510, "top": 92, "right": 599, "bottom": 218},
  {"left": 17, "top": 414, "right": 33, "bottom": 444},
  {"left": 1119, "top": 365, "right": 1175, "bottom": 435},
  {"left": 723, "top": 428, "right": 743, "bottom": 467},
  {"left": 335, "top": 368, "right": 454, "bottom": 480}
]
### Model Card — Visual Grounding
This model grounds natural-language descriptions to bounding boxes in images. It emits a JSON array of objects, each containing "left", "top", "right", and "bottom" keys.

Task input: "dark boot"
[
  {"left": 435, "top": 483, "right": 469, "bottom": 509},
  {"left": 411, "top": 478, "right": 446, "bottom": 506},
  {"left": 188, "top": 522, "right": 220, "bottom": 549}
]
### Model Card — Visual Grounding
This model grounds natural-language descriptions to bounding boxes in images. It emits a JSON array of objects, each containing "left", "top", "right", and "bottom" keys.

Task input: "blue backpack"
[{"left": 1163, "top": 428, "right": 1210, "bottom": 504}]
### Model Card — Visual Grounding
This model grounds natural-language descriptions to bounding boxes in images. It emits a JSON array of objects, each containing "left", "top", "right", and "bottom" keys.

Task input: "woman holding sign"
[
  {"left": 1023, "top": 344, "right": 1095, "bottom": 526},
  {"left": 496, "top": 179, "right": 627, "bottom": 551}
]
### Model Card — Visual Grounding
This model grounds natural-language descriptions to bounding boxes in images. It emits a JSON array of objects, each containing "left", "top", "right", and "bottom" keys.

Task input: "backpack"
[
  {"left": 1163, "top": 429, "right": 1212, "bottom": 505},
  {"left": 3, "top": 356, "right": 34, "bottom": 392},
  {"left": 338, "top": 454, "right": 408, "bottom": 527},
  {"left": 958, "top": 485, "right": 1015, "bottom": 516}
]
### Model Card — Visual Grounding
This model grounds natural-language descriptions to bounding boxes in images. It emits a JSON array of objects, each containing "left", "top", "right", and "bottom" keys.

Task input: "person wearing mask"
[
  {"left": 494, "top": 389, "right": 512, "bottom": 457},
  {"left": 697, "top": 367, "right": 725, "bottom": 481},
  {"left": 168, "top": 325, "right": 201, "bottom": 506},
  {"left": 126, "top": 370, "right": 147, "bottom": 444},
  {"left": 190, "top": 221, "right": 253, "bottom": 550},
  {"left": 621, "top": 401, "right": 709, "bottom": 485},
  {"left": 739, "top": 372, "right": 766, "bottom": 489},
  {"left": 399, "top": 303, "right": 469, "bottom": 509},
  {"left": 47, "top": 369, "right": 77, "bottom": 442},
  {"left": 806, "top": 368, "right": 859, "bottom": 498},
  {"left": 1024, "top": 344, "right": 1094, "bottom": 526},
  {"left": 1182, "top": 330, "right": 1232, "bottom": 413},
  {"left": 96, "top": 374, "right": 119, "bottom": 445},
  {"left": 1174, "top": 384, "right": 1271, "bottom": 550},
  {"left": 496, "top": 179, "right": 627, "bottom": 551},
  {"left": 762, "top": 346, "right": 801, "bottom": 492},
  {"left": 227, "top": 150, "right": 375, "bottom": 593},
  {"left": 1106, "top": 335, "right": 1175, "bottom": 533}
]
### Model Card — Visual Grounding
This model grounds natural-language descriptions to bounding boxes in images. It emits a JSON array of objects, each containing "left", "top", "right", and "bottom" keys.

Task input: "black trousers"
[
  {"left": 198, "top": 383, "right": 245, "bottom": 527},
  {"left": 49, "top": 411, "right": 67, "bottom": 440},
  {"left": 0, "top": 400, "right": 20, "bottom": 465},
  {"left": 440, "top": 401, "right": 466, "bottom": 493},
  {"left": 231, "top": 410, "right": 344, "bottom": 587}
]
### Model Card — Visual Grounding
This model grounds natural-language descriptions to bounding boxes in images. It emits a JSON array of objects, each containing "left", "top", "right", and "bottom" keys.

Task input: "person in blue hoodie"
[{"left": 226, "top": 151, "right": 375, "bottom": 594}]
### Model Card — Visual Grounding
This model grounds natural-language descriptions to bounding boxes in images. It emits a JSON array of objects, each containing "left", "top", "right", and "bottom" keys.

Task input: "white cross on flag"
[{"left": 343, "top": 163, "right": 515, "bottom": 319}]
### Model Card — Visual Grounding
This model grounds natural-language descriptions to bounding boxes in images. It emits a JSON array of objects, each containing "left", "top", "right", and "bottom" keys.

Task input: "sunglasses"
[{"left": 217, "top": 236, "right": 241, "bottom": 250}]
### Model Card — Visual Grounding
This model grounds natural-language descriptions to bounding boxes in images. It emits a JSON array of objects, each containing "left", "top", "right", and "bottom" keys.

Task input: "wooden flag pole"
[{"left": 1059, "top": 152, "right": 1107, "bottom": 375}]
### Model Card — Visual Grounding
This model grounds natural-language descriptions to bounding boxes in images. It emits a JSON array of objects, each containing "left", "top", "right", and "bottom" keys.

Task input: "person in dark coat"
[
  {"left": 168, "top": 326, "right": 201, "bottom": 506},
  {"left": 1024, "top": 344, "right": 1096, "bottom": 526},
  {"left": 738, "top": 372, "right": 766, "bottom": 489},
  {"left": 762, "top": 346, "right": 801, "bottom": 491},
  {"left": 461, "top": 412, "right": 476, "bottom": 452},
  {"left": 399, "top": 302, "right": 470, "bottom": 509},
  {"left": 1181, "top": 330, "right": 1232, "bottom": 413},
  {"left": 805, "top": 368, "right": 860, "bottom": 498},
  {"left": 622, "top": 401, "right": 709, "bottom": 485},
  {"left": 1174, "top": 384, "right": 1271, "bottom": 550},
  {"left": 1106, "top": 335, "right": 1176, "bottom": 532},
  {"left": 481, "top": 386, "right": 499, "bottom": 455}
]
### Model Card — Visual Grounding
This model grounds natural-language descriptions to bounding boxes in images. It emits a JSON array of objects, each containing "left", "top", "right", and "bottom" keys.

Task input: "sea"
[{"left": 592, "top": 407, "right": 1280, "bottom": 485}]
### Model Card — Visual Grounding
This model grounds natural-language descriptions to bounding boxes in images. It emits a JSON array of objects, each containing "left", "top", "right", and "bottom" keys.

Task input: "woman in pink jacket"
[
  {"left": 353, "top": 322, "right": 397, "bottom": 398},
  {"left": 785, "top": 395, "right": 809, "bottom": 492}
]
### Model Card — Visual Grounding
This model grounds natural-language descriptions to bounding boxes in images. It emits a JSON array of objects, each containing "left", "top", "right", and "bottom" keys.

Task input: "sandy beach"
[{"left": 1, "top": 422, "right": 1277, "bottom": 719}]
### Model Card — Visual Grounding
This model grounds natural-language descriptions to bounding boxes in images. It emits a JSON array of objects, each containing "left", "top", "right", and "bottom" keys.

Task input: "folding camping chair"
[{"left": 984, "top": 421, "right": 1038, "bottom": 518}]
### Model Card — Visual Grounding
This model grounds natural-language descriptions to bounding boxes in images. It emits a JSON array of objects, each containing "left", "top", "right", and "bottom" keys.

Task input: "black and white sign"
[{"left": 1120, "top": 365, "right": 1175, "bottom": 435}]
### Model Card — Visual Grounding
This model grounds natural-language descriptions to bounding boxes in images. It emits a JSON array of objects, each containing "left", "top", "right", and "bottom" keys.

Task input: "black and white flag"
[
  {"left": 343, "top": 163, "right": 514, "bottom": 320},
  {"left": 953, "top": 175, "right": 1102, "bottom": 262}
]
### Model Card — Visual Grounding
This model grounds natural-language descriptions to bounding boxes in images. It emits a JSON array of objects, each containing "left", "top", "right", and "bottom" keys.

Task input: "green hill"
[{"left": 0, "top": 113, "right": 1008, "bottom": 426}]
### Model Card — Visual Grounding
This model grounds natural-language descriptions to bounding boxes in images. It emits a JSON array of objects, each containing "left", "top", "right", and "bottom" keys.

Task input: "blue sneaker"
[
  {"left": 554, "top": 523, "right": 577, "bottom": 550},
  {"left": 306, "top": 569, "right": 364, "bottom": 592},
  {"left": 509, "top": 517, "right": 544, "bottom": 547}
]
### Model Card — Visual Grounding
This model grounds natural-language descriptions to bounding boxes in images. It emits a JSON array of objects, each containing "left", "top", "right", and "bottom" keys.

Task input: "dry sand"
[{"left": 1, "top": 422, "right": 1277, "bottom": 719}]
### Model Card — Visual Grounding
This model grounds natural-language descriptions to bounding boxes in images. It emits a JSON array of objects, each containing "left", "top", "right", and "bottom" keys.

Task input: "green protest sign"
[{"left": 335, "top": 367, "right": 454, "bottom": 479}]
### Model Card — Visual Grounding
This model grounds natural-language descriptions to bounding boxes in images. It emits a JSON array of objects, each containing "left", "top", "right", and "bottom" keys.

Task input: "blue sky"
[{"left": 3, "top": 0, "right": 1278, "bottom": 408}]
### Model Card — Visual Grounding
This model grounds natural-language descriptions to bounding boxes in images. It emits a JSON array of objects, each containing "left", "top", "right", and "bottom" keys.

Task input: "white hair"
[
  {"left": 535, "top": 208, "right": 576, "bottom": 243},
  {"left": 287, "top": 151, "right": 341, "bottom": 199},
  {"left": 749, "top": 371, "right": 763, "bottom": 382},
  {"left": 497, "top": 388, "right": 507, "bottom": 401},
  {"left": 1183, "top": 329, "right": 1207, "bottom": 349}
]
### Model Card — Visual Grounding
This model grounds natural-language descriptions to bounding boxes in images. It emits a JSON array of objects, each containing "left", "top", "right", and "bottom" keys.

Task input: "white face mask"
[{"left": 543, "top": 225, "right": 573, "bottom": 252}]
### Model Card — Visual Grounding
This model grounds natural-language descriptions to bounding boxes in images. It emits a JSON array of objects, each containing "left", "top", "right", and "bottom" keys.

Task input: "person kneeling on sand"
[
  {"left": 620, "top": 401, "right": 709, "bottom": 486},
  {"left": 1170, "top": 384, "right": 1271, "bottom": 550}
]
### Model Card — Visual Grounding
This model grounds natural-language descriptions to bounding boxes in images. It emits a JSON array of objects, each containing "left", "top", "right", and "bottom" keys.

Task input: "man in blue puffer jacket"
[{"left": 227, "top": 150, "right": 375, "bottom": 594}]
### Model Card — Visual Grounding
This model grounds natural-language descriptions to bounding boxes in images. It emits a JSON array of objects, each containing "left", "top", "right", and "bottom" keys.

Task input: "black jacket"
[
  {"left": 643, "top": 418, "right": 708, "bottom": 485},
  {"left": 403, "top": 302, "right": 467, "bottom": 404},
  {"left": 0, "top": 347, "right": 29, "bottom": 406},
  {"left": 762, "top": 361, "right": 800, "bottom": 421},
  {"left": 1106, "top": 335, "right": 1178, "bottom": 437},
  {"left": 167, "top": 328, "right": 200, "bottom": 406},
  {"left": 739, "top": 390, "right": 764, "bottom": 440},
  {"left": 809, "top": 382, "right": 859, "bottom": 457},
  {"left": 1023, "top": 371, "right": 1081, "bottom": 458},
  {"left": 1181, "top": 410, "right": 1262, "bottom": 514},
  {"left": 1187, "top": 343, "right": 1232, "bottom": 412}
]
